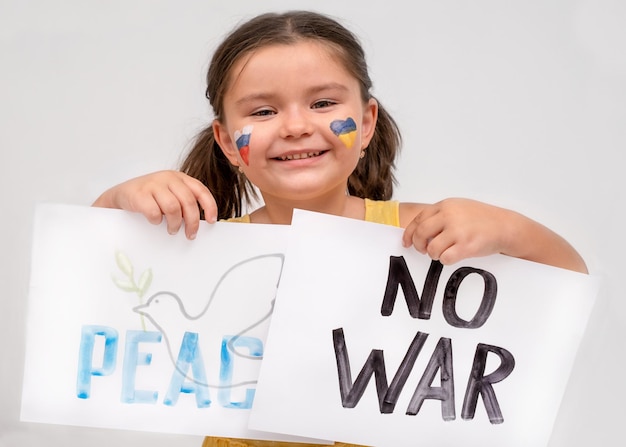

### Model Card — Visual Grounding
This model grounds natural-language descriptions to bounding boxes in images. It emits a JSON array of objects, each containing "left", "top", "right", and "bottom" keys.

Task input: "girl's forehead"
[{"left": 229, "top": 40, "right": 348, "bottom": 83}]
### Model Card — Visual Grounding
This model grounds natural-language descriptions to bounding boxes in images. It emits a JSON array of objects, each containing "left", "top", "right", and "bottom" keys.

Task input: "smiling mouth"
[{"left": 274, "top": 150, "right": 327, "bottom": 161}]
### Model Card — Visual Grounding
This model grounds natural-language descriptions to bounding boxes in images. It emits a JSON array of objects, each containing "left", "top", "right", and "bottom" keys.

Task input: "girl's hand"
[
  {"left": 402, "top": 198, "right": 510, "bottom": 265},
  {"left": 92, "top": 170, "right": 217, "bottom": 240},
  {"left": 401, "top": 198, "right": 588, "bottom": 273}
]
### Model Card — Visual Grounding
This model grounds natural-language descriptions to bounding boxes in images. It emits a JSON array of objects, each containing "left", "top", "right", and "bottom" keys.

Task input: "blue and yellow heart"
[{"left": 330, "top": 117, "right": 357, "bottom": 149}]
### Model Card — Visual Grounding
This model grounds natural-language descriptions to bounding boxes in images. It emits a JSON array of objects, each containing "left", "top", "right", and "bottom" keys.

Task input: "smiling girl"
[{"left": 93, "top": 10, "right": 587, "bottom": 446}]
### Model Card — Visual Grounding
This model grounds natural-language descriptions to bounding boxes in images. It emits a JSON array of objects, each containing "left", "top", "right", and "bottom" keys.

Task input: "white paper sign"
[
  {"left": 249, "top": 209, "right": 599, "bottom": 447},
  {"left": 20, "top": 203, "right": 321, "bottom": 443}
]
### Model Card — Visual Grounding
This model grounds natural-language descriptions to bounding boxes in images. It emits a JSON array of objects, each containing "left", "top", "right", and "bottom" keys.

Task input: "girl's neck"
[{"left": 250, "top": 194, "right": 365, "bottom": 225}]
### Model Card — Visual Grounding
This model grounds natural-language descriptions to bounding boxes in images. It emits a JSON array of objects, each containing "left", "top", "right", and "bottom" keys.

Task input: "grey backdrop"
[{"left": 2, "top": 0, "right": 625, "bottom": 446}]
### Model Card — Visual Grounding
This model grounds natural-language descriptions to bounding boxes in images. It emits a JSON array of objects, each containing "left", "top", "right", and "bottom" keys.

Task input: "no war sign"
[{"left": 249, "top": 210, "right": 598, "bottom": 447}]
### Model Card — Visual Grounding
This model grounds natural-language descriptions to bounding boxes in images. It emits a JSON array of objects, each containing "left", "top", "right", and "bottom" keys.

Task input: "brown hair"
[{"left": 180, "top": 10, "right": 402, "bottom": 220}]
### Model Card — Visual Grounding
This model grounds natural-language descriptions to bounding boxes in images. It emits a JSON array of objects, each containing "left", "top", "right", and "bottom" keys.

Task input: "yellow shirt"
[
  {"left": 225, "top": 199, "right": 400, "bottom": 227},
  {"left": 202, "top": 440, "right": 364, "bottom": 447},
  {"left": 205, "top": 199, "right": 399, "bottom": 447}
]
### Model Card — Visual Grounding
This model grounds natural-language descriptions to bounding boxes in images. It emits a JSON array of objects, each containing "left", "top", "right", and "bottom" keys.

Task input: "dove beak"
[{"left": 133, "top": 303, "right": 147, "bottom": 315}]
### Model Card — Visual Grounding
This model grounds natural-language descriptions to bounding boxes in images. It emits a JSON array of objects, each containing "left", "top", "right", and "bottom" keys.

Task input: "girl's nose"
[{"left": 279, "top": 107, "right": 313, "bottom": 139}]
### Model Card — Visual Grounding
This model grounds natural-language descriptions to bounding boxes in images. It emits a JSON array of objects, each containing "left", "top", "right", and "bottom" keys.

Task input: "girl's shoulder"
[
  {"left": 363, "top": 199, "right": 428, "bottom": 228},
  {"left": 363, "top": 198, "right": 400, "bottom": 226},
  {"left": 223, "top": 214, "right": 251, "bottom": 223}
]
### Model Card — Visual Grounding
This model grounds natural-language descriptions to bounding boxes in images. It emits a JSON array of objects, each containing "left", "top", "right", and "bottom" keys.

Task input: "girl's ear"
[
  {"left": 360, "top": 98, "right": 378, "bottom": 149},
  {"left": 212, "top": 120, "right": 240, "bottom": 166}
]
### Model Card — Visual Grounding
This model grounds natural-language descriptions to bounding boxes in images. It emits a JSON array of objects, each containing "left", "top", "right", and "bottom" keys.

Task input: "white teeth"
[{"left": 278, "top": 151, "right": 321, "bottom": 161}]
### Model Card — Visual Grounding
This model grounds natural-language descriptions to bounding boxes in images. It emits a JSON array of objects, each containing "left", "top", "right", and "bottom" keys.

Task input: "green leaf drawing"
[
  {"left": 137, "top": 269, "right": 153, "bottom": 297},
  {"left": 112, "top": 250, "right": 153, "bottom": 331},
  {"left": 115, "top": 251, "right": 134, "bottom": 278},
  {"left": 111, "top": 276, "right": 137, "bottom": 292}
]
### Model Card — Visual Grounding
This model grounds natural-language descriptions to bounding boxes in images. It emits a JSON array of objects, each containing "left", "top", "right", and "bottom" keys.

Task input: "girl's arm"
[
  {"left": 92, "top": 170, "right": 218, "bottom": 240},
  {"left": 400, "top": 198, "right": 588, "bottom": 274}
]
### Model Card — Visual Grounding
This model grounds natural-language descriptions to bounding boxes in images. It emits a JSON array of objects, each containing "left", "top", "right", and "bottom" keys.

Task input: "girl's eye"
[
  {"left": 252, "top": 109, "right": 275, "bottom": 117},
  {"left": 312, "top": 100, "right": 336, "bottom": 109}
]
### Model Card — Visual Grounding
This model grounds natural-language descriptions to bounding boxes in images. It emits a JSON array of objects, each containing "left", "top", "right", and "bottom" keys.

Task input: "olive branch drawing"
[{"left": 111, "top": 250, "right": 153, "bottom": 331}]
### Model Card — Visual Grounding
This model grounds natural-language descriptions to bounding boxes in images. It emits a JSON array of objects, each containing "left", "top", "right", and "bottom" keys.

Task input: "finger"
[
  {"left": 402, "top": 214, "right": 429, "bottom": 250},
  {"left": 412, "top": 204, "right": 441, "bottom": 223},
  {"left": 402, "top": 205, "right": 441, "bottom": 247},
  {"left": 410, "top": 213, "right": 445, "bottom": 254},
  {"left": 125, "top": 192, "right": 164, "bottom": 226},
  {"left": 437, "top": 244, "right": 464, "bottom": 266},
  {"left": 183, "top": 177, "right": 218, "bottom": 224},
  {"left": 168, "top": 181, "right": 204, "bottom": 239},
  {"left": 424, "top": 232, "right": 456, "bottom": 262},
  {"left": 402, "top": 221, "right": 421, "bottom": 250},
  {"left": 142, "top": 202, "right": 166, "bottom": 226},
  {"left": 403, "top": 220, "right": 433, "bottom": 253},
  {"left": 152, "top": 189, "right": 184, "bottom": 235}
]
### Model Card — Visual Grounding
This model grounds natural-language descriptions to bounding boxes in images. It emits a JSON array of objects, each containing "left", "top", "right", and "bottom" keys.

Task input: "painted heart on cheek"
[
  {"left": 330, "top": 117, "right": 357, "bottom": 149},
  {"left": 234, "top": 125, "right": 253, "bottom": 166},
  {"left": 239, "top": 146, "right": 250, "bottom": 166}
]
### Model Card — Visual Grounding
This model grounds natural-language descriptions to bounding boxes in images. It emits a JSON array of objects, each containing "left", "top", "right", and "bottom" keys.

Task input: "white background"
[{"left": 1, "top": 0, "right": 624, "bottom": 446}]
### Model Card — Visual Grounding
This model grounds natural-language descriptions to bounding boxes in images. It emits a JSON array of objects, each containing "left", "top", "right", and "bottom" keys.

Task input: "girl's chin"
[{"left": 260, "top": 182, "right": 348, "bottom": 203}]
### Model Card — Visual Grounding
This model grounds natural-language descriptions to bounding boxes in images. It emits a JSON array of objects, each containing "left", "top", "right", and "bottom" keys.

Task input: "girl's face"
[{"left": 213, "top": 40, "right": 378, "bottom": 206}]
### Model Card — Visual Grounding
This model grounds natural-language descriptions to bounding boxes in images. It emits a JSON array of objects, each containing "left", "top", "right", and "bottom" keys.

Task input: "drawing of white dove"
[{"left": 133, "top": 253, "right": 284, "bottom": 394}]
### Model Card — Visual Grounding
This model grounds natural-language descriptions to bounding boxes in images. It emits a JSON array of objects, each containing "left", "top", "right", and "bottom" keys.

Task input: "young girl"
[{"left": 93, "top": 10, "right": 588, "bottom": 447}]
